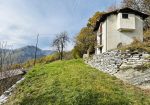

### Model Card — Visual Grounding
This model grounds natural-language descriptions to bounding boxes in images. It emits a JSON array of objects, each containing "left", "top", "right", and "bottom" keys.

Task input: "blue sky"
[{"left": 0, "top": 0, "right": 121, "bottom": 50}]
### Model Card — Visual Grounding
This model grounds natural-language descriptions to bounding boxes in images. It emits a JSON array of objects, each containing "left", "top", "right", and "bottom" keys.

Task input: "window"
[
  {"left": 100, "top": 35, "right": 102, "bottom": 45},
  {"left": 122, "top": 13, "right": 128, "bottom": 19}
]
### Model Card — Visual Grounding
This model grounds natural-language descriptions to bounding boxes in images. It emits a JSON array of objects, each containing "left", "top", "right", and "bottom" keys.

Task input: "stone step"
[{"left": 127, "top": 58, "right": 140, "bottom": 61}]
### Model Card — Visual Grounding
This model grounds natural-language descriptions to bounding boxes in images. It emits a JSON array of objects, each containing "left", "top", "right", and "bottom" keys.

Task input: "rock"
[
  {"left": 0, "top": 78, "right": 25, "bottom": 105},
  {"left": 83, "top": 54, "right": 89, "bottom": 59},
  {"left": 142, "top": 54, "right": 150, "bottom": 58}
]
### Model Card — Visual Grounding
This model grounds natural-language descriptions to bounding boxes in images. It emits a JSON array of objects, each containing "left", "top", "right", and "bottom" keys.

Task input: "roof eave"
[{"left": 93, "top": 8, "right": 149, "bottom": 31}]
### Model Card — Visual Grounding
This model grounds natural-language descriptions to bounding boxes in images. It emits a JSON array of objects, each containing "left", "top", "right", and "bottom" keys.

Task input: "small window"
[{"left": 122, "top": 13, "right": 128, "bottom": 19}]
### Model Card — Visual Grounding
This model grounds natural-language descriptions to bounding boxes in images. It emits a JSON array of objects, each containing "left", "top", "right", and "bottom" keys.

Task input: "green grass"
[{"left": 6, "top": 59, "right": 150, "bottom": 105}]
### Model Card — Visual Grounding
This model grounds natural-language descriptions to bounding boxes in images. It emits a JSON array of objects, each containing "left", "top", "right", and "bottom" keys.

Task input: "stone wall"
[
  {"left": 84, "top": 50, "right": 123, "bottom": 74},
  {"left": 84, "top": 50, "right": 150, "bottom": 88},
  {"left": 0, "top": 75, "right": 23, "bottom": 96},
  {"left": 84, "top": 50, "right": 149, "bottom": 75},
  {"left": 0, "top": 78, "right": 25, "bottom": 105}
]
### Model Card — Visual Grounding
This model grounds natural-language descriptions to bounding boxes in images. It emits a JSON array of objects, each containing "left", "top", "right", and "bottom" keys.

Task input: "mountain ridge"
[{"left": 1, "top": 45, "right": 54, "bottom": 64}]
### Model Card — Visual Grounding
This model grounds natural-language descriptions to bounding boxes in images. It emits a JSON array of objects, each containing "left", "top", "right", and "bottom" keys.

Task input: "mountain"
[
  {"left": 4, "top": 46, "right": 54, "bottom": 64},
  {"left": 42, "top": 50, "right": 54, "bottom": 55}
]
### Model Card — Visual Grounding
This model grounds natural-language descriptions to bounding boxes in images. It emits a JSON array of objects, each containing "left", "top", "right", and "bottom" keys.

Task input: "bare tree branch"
[{"left": 52, "top": 31, "right": 70, "bottom": 60}]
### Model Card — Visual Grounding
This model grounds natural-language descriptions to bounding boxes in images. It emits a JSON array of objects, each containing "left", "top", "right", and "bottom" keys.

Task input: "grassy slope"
[{"left": 6, "top": 59, "right": 150, "bottom": 105}]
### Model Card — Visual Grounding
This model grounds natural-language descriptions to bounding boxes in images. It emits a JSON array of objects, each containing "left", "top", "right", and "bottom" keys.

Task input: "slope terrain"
[{"left": 6, "top": 59, "right": 150, "bottom": 105}]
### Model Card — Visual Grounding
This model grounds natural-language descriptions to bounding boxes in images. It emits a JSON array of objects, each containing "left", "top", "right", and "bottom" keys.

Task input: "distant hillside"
[{"left": 4, "top": 46, "right": 54, "bottom": 64}]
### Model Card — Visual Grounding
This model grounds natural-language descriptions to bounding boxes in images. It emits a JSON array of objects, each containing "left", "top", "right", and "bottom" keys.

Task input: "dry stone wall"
[
  {"left": 84, "top": 50, "right": 150, "bottom": 88},
  {"left": 84, "top": 50, "right": 123, "bottom": 74},
  {"left": 84, "top": 50, "right": 149, "bottom": 75}
]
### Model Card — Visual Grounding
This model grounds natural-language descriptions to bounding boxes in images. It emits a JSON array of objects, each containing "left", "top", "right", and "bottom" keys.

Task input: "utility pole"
[{"left": 34, "top": 34, "right": 39, "bottom": 66}]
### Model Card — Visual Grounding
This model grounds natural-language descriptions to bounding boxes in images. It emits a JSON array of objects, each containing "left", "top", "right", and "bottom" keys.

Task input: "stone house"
[{"left": 94, "top": 7, "right": 149, "bottom": 54}]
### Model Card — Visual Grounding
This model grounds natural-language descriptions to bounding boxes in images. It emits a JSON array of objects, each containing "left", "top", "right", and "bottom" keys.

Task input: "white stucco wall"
[
  {"left": 96, "top": 13, "right": 144, "bottom": 54},
  {"left": 96, "top": 21, "right": 107, "bottom": 54},
  {"left": 102, "top": 21, "right": 107, "bottom": 53},
  {"left": 107, "top": 14, "right": 143, "bottom": 51},
  {"left": 117, "top": 13, "right": 136, "bottom": 31},
  {"left": 96, "top": 28, "right": 101, "bottom": 54}
]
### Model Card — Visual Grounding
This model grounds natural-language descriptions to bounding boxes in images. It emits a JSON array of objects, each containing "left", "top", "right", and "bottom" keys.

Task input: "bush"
[
  {"left": 22, "top": 53, "right": 60, "bottom": 68},
  {"left": 134, "top": 63, "right": 150, "bottom": 72},
  {"left": 72, "top": 47, "right": 82, "bottom": 59},
  {"left": 144, "top": 29, "right": 150, "bottom": 42},
  {"left": 119, "top": 39, "right": 150, "bottom": 53},
  {"left": 63, "top": 51, "right": 74, "bottom": 60}
]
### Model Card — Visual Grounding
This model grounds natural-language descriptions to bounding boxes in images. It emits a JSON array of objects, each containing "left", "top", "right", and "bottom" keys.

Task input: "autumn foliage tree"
[
  {"left": 73, "top": 12, "right": 104, "bottom": 58},
  {"left": 87, "top": 12, "right": 104, "bottom": 28},
  {"left": 75, "top": 27, "right": 96, "bottom": 57}
]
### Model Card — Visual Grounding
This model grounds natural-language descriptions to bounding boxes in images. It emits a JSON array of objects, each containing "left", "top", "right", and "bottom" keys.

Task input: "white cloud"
[{"left": 0, "top": 0, "right": 121, "bottom": 50}]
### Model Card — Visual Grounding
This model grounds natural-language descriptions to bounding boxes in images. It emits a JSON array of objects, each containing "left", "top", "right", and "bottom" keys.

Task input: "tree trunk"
[
  {"left": 60, "top": 46, "right": 63, "bottom": 60},
  {"left": 60, "top": 51, "right": 63, "bottom": 60}
]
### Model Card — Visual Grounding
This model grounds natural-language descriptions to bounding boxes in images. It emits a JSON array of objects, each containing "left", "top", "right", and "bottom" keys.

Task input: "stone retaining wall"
[
  {"left": 84, "top": 50, "right": 149, "bottom": 75},
  {"left": 0, "top": 75, "right": 23, "bottom": 96},
  {"left": 84, "top": 50, "right": 121, "bottom": 74},
  {"left": 84, "top": 50, "right": 150, "bottom": 88}
]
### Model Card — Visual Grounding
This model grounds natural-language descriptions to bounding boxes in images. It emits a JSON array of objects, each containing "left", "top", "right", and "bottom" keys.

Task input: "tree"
[
  {"left": 0, "top": 42, "right": 17, "bottom": 94},
  {"left": 87, "top": 12, "right": 104, "bottom": 28},
  {"left": 52, "top": 31, "right": 69, "bottom": 60},
  {"left": 122, "top": 0, "right": 143, "bottom": 11},
  {"left": 143, "top": 0, "right": 150, "bottom": 29},
  {"left": 107, "top": 4, "right": 118, "bottom": 12},
  {"left": 75, "top": 27, "right": 96, "bottom": 57},
  {"left": 73, "top": 12, "right": 104, "bottom": 58}
]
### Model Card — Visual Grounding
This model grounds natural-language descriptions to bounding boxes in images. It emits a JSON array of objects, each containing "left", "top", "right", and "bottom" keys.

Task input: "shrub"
[
  {"left": 119, "top": 39, "right": 150, "bottom": 53},
  {"left": 144, "top": 29, "right": 150, "bottom": 42},
  {"left": 134, "top": 63, "right": 150, "bottom": 72}
]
